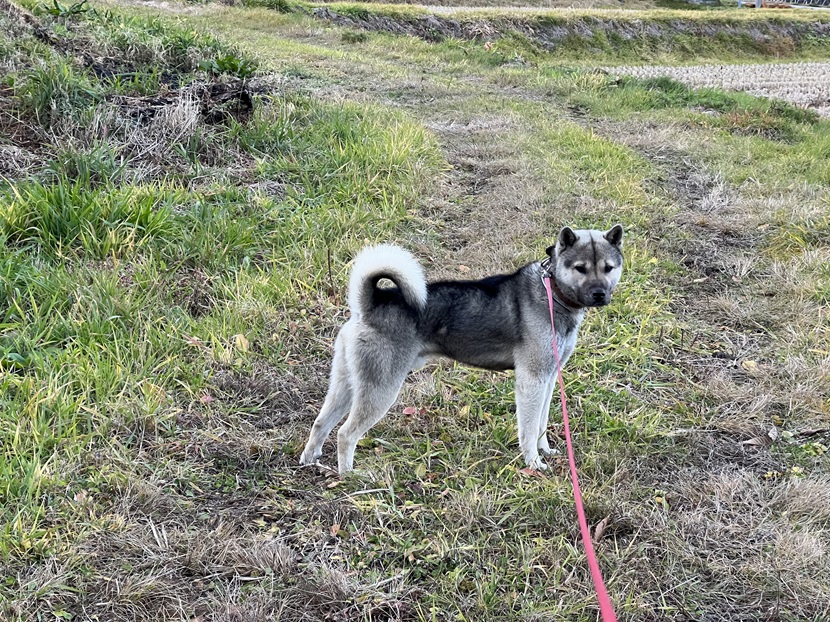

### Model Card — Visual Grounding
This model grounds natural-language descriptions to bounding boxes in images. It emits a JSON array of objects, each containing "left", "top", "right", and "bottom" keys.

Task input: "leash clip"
[{"left": 540, "top": 256, "right": 553, "bottom": 278}]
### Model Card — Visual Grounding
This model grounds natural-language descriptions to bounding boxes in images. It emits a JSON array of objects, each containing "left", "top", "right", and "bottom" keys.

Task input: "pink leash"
[{"left": 543, "top": 276, "right": 618, "bottom": 622}]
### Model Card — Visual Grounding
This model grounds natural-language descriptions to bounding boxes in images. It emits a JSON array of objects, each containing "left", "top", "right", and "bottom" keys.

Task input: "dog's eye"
[
  {"left": 604, "top": 265, "right": 615, "bottom": 273},
  {"left": 575, "top": 266, "right": 587, "bottom": 274}
]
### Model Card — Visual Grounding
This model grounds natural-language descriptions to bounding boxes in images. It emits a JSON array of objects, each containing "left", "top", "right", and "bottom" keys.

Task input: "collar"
[{"left": 539, "top": 258, "right": 585, "bottom": 311}]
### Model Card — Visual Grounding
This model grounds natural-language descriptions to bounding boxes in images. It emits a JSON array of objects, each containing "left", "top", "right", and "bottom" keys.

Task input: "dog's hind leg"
[
  {"left": 300, "top": 333, "right": 353, "bottom": 466},
  {"left": 515, "top": 366, "right": 550, "bottom": 471},
  {"left": 336, "top": 352, "right": 414, "bottom": 475}
]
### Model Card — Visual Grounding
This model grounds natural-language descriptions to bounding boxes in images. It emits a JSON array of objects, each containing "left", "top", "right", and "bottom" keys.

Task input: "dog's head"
[{"left": 545, "top": 225, "right": 624, "bottom": 308}]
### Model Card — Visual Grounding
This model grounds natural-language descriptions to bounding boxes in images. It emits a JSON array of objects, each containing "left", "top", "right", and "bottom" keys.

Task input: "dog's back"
[{"left": 417, "top": 271, "right": 530, "bottom": 370}]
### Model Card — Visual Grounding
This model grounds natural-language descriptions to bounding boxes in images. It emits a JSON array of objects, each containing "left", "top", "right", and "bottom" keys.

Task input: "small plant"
[
  {"left": 342, "top": 30, "right": 369, "bottom": 44},
  {"left": 256, "top": 0, "right": 293, "bottom": 12},
  {"left": 37, "top": 0, "right": 89, "bottom": 19},
  {"left": 47, "top": 142, "right": 127, "bottom": 187},
  {"left": 18, "top": 61, "right": 101, "bottom": 125},
  {"left": 199, "top": 54, "right": 257, "bottom": 79}
]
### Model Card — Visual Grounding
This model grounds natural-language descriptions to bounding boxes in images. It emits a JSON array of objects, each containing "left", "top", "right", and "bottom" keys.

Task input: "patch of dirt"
[
  {"left": 212, "top": 361, "right": 323, "bottom": 429},
  {"left": 81, "top": 52, "right": 182, "bottom": 90},
  {"left": 603, "top": 124, "right": 763, "bottom": 294},
  {"left": 0, "top": 0, "right": 58, "bottom": 45},
  {"left": 170, "top": 266, "right": 215, "bottom": 317},
  {"left": 416, "top": 114, "right": 545, "bottom": 276},
  {"left": 112, "top": 78, "right": 261, "bottom": 126},
  {"left": 0, "top": 82, "right": 45, "bottom": 180}
]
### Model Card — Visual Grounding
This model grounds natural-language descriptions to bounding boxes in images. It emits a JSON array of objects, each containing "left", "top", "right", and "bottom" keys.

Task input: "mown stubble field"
[{"left": 606, "top": 61, "right": 830, "bottom": 117}]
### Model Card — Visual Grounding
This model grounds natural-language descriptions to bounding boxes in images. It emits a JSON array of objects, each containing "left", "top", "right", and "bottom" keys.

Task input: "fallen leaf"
[
  {"left": 233, "top": 334, "right": 250, "bottom": 352},
  {"left": 741, "top": 360, "right": 758, "bottom": 372},
  {"left": 142, "top": 382, "right": 166, "bottom": 402},
  {"left": 457, "top": 265, "right": 470, "bottom": 273},
  {"left": 519, "top": 467, "right": 546, "bottom": 478},
  {"left": 797, "top": 428, "right": 830, "bottom": 437},
  {"left": 199, "top": 393, "right": 215, "bottom": 404},
  {"left": 330, "top": 523, "right": 340, "bottom": 537},
  {"left": 593, "top": 515, "right": 611, "bottom": 543},
  {"left": 742, "top": 436, "right": 767, "bottom": 446},
  {"left": 402, "top": 406, "right": 417, "bottom": 415}
]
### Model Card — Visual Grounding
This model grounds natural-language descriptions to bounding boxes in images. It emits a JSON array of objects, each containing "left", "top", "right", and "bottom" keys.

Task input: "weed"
[
  {"left": 46, "top": 141, "right": 127, "bottom": 186},
  {"left": 0, "top": 179, "right": 175, "bottom": 258},
  {"left": 17, "top": 60, "right": 101, "bottom": 125},
  {"left": 199, "top": 53, "right": 258, "bottom": 79},
  {"left": 36, "top": 0, "right": 88, "bottom": 20},
  {"left": 245, "top": 0, "right": 294, "bottom": 12},
  {"left": 341, "top": 29, "right": 369, "bottom": 44},
  {"left": 87, "top": 10, "right": 234, "bottom": 74}
]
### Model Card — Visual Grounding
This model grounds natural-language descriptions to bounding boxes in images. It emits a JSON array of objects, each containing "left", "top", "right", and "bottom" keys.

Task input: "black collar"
[{"left": 540, "top": 258, "right": 585, "bottom": 310}]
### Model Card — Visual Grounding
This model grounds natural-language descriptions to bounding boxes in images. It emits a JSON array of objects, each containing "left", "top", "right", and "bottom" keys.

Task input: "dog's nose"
[{"left": 591, "top": 290, "right": 606, "bottom": 305}]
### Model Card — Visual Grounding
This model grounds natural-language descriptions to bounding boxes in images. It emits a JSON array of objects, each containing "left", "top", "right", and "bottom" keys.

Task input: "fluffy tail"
[{"left": 347, "top": 244, "right": 428, "bottom": 319}]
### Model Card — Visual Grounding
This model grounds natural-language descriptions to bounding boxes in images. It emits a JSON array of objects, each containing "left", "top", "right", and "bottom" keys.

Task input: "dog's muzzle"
[{"left": 588, "top": 288, "right": 610, "bottom": 307}]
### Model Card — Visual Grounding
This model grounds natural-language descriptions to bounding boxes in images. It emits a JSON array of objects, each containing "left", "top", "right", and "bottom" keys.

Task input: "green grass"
[{"left": 3, "top": 0, "right": 830, "bottom": 620}]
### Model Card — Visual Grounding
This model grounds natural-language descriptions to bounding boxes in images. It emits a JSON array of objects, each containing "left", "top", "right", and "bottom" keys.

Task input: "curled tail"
[{"left": 347, "top": 244, "right": 428, "bottom": 319}]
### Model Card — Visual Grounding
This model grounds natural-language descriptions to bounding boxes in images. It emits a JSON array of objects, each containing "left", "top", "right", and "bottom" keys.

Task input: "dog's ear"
[
  {"left": 604, "top": 224, "right": 624, "bottom": 248},
  {"left": 557, "top": 226, "right": 578, "bottom": 250}
]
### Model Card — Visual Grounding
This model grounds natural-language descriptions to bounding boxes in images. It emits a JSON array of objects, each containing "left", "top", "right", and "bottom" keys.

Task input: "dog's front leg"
[
  {"left": 515, "top": 366, "right": 550, "bottom": 471},
  {"left": 537, "top": 372, "right": 558, "bottom": 456}
]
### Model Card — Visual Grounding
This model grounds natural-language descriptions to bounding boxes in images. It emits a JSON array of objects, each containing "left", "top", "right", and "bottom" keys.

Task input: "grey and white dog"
[{"left": 300, "top": 225, "right": 624, "bottom": 474}]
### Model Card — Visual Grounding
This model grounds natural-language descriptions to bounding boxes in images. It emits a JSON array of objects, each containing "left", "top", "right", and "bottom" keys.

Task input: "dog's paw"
[
  {"left": 299, "top": 449, "right": 320, "bottom": 466},
  {"left": 538, "top": 445, "right": 560, "bottom": 456},
  {"left": 526, "top": 456, "right": 549, "bottom": 472}
]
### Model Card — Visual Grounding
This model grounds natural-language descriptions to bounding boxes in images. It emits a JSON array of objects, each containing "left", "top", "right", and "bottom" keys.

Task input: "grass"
[{"left": 2, "top": 0, "right": 830, "bottom": 620}]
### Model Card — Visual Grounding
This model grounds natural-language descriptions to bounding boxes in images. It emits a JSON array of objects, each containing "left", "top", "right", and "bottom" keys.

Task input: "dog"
[{"left": 300, "top": 225, "right": 624, "bottom": 474}]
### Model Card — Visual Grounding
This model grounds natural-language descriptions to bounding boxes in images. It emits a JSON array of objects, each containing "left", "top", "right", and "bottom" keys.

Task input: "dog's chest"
[{"left": 553, "top": 313, "right": 582, "bottom": 363}]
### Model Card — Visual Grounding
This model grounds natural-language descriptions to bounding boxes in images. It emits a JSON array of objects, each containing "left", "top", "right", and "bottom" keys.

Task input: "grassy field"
[{"left": 1, "top": 0, "right": 829, "bottom": 620}]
